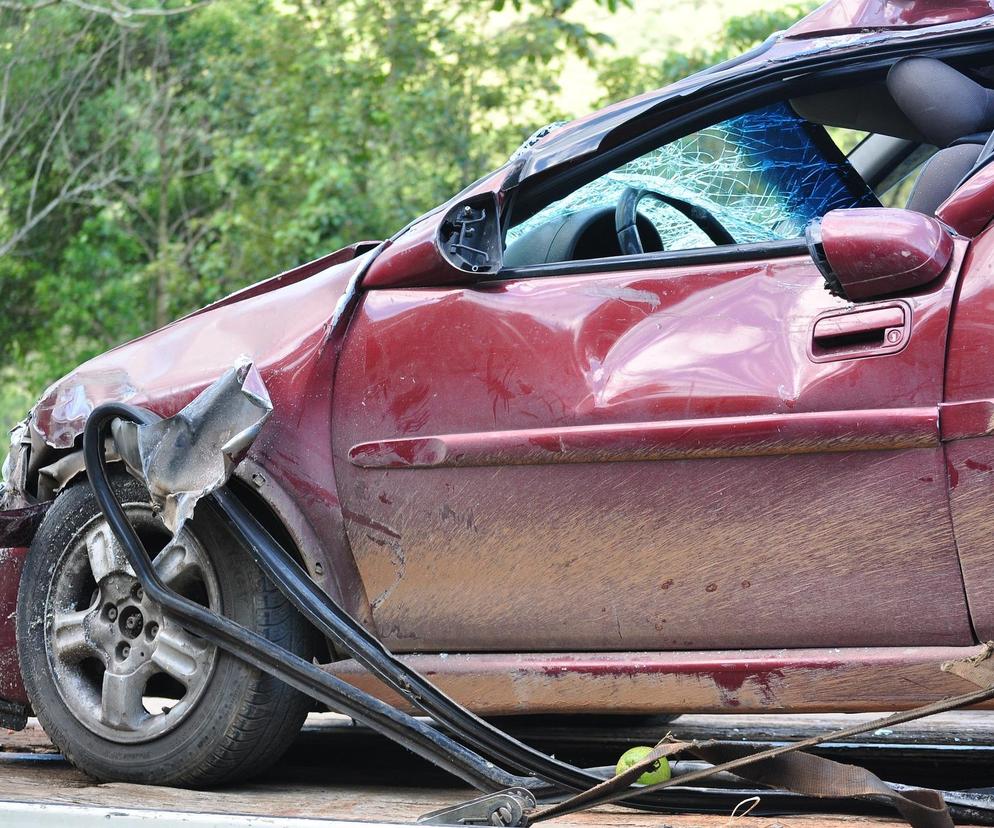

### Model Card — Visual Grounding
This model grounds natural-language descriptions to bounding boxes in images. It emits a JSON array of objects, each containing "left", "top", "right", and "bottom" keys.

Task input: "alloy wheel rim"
[{"left": 45, "top": 505, "right": 220, "bottom": 744}]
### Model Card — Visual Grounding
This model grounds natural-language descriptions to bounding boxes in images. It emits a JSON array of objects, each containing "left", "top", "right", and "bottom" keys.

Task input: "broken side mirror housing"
[
  {"left": 437, "top": 193, "right": 502, "bottom": 277},
  {"left": 362, "top": 192, "right": 502, "bottom": 289},
  {"left": 806, "top": 207, "right": 954, "bottom": 302}
]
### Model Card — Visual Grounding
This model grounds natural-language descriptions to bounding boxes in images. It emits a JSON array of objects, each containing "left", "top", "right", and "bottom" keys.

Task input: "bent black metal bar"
[{"left": 82, "top": 402, "right": 536, "bottom": 795}]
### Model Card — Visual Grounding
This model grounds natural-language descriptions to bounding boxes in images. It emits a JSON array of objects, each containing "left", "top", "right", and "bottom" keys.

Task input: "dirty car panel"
[
  {"left": 0, "top": 546, "right": 27, "bottom": 706},
  {"left": 332, "top": 239, "right": 972, "bottom": 652}
]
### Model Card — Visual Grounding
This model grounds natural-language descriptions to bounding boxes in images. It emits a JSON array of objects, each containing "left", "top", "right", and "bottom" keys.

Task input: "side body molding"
[
  {"left": 351, "top": 408, "right": 940, "bottom": 469},
  {"left": 940, "top": 400, "right": 994, "bottom": 442}
]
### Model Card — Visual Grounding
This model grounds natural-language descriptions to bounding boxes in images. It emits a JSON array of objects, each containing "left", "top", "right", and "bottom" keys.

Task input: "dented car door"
[{"left": 331, "top": 242, "right": 973, "bottom": 653}]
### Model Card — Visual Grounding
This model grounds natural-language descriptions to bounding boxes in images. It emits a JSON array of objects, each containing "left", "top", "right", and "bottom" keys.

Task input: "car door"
[{"left": 331, "top": 104, "right": 973, "bottom": 654}]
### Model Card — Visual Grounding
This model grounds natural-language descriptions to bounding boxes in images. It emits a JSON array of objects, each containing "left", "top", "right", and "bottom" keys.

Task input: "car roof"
[
  {"left": 514, "top": 1, "right": 994, "bottom": 184},
  {"left": 786, "top": 0, "right": 994, "bottom": 38}
]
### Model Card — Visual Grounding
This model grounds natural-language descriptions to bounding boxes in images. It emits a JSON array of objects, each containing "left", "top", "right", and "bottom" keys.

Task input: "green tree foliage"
[
  {"left": 0, "top": 0, "right": 619, "bottom": 430},
  {"left": 597, "top": 3, "right": 817, "bottom": 104},
  {"left": 0, "top": 0, "right": 811, "bottom": 433}
]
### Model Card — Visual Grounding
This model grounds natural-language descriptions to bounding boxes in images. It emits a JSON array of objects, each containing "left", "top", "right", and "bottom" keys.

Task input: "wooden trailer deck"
[{"left": 2, "top": 712, "right": 993, "bottom": 827}]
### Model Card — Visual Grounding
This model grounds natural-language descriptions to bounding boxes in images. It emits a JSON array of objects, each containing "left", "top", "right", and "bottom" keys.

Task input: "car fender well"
[
  {"left": 18, "top": 445, "right": 347, "bottom": 622},
  {"left": 2, "top": 448, "right": 350, "bottom": 672}
]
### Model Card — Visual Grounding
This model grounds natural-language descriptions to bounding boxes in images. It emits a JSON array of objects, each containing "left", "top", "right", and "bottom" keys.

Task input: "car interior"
[{"left": 503, "top": 57, "right": 994, "bottom": 269}]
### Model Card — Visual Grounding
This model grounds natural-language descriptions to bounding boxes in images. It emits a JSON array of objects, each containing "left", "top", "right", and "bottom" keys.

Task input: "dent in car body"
[
  {"left": 332, "top": 244, "right": 971, "bottom": 653},
  {"left": 5, "top": 248, "right": 378, "bottom": 633}
]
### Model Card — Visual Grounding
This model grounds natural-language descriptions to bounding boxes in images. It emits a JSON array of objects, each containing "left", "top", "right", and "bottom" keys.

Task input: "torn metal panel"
[{"left": 113, "top": 359, "right": 272, "bottom": 534}]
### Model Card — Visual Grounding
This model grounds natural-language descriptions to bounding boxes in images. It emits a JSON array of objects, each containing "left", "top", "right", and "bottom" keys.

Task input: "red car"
[{"left": 3, "top": 0, "right": 994, "bottom": 789}]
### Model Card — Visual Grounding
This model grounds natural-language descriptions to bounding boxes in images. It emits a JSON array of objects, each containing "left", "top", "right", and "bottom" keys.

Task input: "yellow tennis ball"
[{"left": 615, "top": 746, "right": 671, "bottom": 785}]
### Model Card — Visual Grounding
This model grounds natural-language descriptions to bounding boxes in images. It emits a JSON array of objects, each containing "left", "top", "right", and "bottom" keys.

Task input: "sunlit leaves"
[{"left": 0, "top": 0, "right": 623, "bottom": 430}]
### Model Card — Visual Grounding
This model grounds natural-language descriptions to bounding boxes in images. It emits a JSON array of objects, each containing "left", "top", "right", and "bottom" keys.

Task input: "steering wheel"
[{"left": 615, "top": 186, "right": 737, "bottom": 255}]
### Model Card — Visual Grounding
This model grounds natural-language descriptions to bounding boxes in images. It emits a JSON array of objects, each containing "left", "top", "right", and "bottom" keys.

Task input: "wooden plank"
[
  {"left": 0, "top": 762, "right": 920, "bottom": 828},
  {"left": 2, "top": 713, "right": 990, "bottom": 826}
]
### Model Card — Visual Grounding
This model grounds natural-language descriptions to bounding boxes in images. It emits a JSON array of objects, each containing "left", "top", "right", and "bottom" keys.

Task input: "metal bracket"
[{"left": 418, "top": 788, "right": 536, "bottom": 827}]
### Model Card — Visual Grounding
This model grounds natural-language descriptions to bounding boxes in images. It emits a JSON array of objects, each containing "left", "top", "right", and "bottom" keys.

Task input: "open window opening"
[{"left": 502, "top": 56, "right": 994, "bottom": 272}]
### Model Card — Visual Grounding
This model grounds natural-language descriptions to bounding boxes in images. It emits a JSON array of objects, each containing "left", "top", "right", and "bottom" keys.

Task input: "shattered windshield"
[{"left": 507, "top": 101, "right": 879, "bottom": 252}]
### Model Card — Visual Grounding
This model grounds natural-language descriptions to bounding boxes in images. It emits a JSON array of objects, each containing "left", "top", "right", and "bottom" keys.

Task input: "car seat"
[{"left": 887, "top": 58, "right": 994, "bottom": 215}]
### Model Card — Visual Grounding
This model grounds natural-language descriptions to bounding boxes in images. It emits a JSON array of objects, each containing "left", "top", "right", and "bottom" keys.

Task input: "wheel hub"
[
  {"left": 119, "top": 605, "right": 144, "bottom": 639},
  {"left": 46, "top": 509, "right": 221, "bottom": 744}
]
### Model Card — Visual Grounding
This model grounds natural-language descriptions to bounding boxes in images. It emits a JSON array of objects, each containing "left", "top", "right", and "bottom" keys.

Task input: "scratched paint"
[
  {"left": 324, "top": 646, "right": 992, "bottom": 714},
  {"left": 333, "top": 248, "right": 970, "bottom": 653}
]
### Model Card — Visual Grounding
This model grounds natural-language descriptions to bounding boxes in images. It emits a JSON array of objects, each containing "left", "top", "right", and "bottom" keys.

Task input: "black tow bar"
[
  {"left": 84, "top": 402, "right": 699, "bottom": 824},
  {"left": 83, "top": 403, "right": 537, "bottom": 797},
  {"left": 83, "top": 402, "right": 994, "bottom": 828}
]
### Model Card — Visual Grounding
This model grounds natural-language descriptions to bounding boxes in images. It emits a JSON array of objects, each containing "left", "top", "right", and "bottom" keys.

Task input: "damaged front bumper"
[
  {"left": 0, "top": 425, "right": 51, "bottom": 715},
  {"left": 0, "top": 543, "right": 28, "bottom": 712}
]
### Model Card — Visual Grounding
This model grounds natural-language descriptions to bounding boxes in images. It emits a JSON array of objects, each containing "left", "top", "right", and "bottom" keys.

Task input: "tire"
[{"left": 17, "top": 472, "right": 313, "bottom": 787}]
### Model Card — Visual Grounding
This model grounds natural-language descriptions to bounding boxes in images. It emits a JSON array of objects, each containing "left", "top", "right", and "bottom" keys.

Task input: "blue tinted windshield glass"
[{"left": 508, "top": 102, "right": 879, "bottom": 251}]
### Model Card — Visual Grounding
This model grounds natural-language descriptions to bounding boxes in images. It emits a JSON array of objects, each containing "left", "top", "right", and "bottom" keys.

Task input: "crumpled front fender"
[{"left": 0, "top": 246, "right": 373, "bottom": 715}]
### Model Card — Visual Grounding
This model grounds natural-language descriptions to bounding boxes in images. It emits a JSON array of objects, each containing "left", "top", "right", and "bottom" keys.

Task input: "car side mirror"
[
  {"left": 438, "top": 193, "right": 502, "bottom": 277},
  {"left": 363, "top": 193, "right": 503, "bottom": 289},
  {"left": 806, "top": 208, "right": 954, "bottom": 302}
]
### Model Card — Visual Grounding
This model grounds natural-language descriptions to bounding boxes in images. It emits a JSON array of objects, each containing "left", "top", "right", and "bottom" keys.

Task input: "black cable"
[
  {"left": 82, "top": 402, "right": 536, "bottom": 793},
  {"left": 84, "top": 402, "right": 693, "bottom": 815}
]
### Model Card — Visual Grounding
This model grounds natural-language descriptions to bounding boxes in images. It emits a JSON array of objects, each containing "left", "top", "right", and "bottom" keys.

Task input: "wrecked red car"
[{"left": 4, "top": 0, "right": 994, "bottom": 789}]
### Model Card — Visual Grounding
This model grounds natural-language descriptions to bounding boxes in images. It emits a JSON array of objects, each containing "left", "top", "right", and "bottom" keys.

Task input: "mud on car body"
[{"left": 6, "top": 0, "right": 994, "bottom": 787}]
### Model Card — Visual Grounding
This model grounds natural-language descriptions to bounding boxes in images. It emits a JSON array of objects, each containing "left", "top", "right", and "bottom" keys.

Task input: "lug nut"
[
  {"left": 132, "top": 584, "right": 144, "bottom": 602},
  {"left": 147, "top": 623, "right": 159, "bottom": 639},
  {"left": 106, "top": 605, "right": 118, "bottom": 621},
  {"left": 116, "top": 643, "right": 131, "bottom": 660}
]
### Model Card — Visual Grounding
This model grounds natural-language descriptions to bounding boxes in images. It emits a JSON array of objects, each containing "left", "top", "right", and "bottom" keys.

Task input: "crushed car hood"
[{"left": 30, "top": 249, "right": 372, "bottom": 450}]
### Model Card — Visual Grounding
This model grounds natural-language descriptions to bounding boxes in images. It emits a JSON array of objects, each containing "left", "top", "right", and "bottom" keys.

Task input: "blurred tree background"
[{"left": 0, "top": 0, "right": 815, "bottom": 433}]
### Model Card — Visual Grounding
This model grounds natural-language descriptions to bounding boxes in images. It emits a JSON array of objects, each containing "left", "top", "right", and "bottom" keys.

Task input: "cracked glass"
[{"left": 507, "top": 101, "right": 879, "bottom": 254}]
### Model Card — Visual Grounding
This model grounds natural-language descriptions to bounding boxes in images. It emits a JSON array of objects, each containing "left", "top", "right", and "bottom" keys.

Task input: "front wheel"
[{"left": 17, "top": 472, "right": 312, "bottom": 787}]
